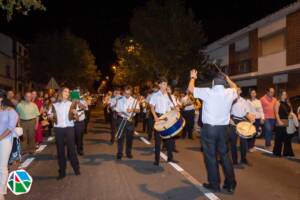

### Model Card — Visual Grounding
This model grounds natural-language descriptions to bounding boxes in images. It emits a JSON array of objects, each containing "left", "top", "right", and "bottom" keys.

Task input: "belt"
[{"left": 20, "top": 118, "right": 36, "bottom": 121}]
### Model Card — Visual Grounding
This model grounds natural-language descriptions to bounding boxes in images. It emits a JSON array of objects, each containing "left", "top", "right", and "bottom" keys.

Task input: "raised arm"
[
  {"left": 225, "top": 75, "right": 238, "bottom": 91},
  {"left": 188, "top": 69, "right": 198, "bottom": 94}
]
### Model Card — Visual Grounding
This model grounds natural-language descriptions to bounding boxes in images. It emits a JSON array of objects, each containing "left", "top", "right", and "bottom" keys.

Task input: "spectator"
[
  {"left": 0, "top": 89, "right": 19, "bottom": 200},
  {"left": 16, "top": 92, "right": 40, "bottom": 154},
  {"left": 6, "top": 90, "right": 18, "bottom": 107},
  {"left": 260, "top": 88, "right": 277, "bottom": 149},
  {"left": 33, "top": 91, "right": 44, "bottom": 148},
  {"left": 247, "top": 89, "right": 264, "bottom": 152},
  {"left": 273, "top": 91, "right": 296, "bottom": 157}
]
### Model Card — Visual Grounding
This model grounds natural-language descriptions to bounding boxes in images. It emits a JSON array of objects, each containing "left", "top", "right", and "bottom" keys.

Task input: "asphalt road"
[{"left": 6, "top": 106, "right": 300, "bottom": 200}]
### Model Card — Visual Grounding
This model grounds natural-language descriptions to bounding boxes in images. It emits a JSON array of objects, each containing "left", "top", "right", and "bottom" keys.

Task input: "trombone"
[{"left": 115, "top": 98, "right": 139, "bottom": 140}]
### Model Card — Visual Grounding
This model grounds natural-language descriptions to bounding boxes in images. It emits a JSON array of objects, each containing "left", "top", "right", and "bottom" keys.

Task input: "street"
[{"left": 7, "top": 105, "right": 300, "bottom": 200}]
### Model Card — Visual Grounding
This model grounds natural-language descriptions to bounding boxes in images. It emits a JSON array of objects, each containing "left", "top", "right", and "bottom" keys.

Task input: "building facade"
[
  {"left": 205, "top": 2, "right": 300, "bottom": 99},
  {"left": 0, "top": 33, "right": 28, "bottom": 93}
]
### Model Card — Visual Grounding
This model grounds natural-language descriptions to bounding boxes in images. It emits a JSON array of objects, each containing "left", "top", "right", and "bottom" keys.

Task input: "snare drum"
[
  {"left": 154, "top": 110, "right": 185, "bottom": 139},
  {"left": 236, "top": 121, "right": 256, "bottom": 139}
]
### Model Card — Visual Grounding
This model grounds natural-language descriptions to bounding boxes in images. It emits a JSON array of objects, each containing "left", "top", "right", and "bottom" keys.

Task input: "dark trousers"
[
  {"left": 182, "top": 110, "right": 195, "bottom": 138},
  {"left": 147, "top": 115, "right": 154, "bottom": 141},
  {"left": 154, "top": 132, "right": 174, "bottom": 163},
  {"left": 110, "top": 112, "right": 118, "bottom": 141},
  {"left": 117, "top": 118, "right": 134, "bottom": 157},
  {"left": 142, "top": 112, "right": 147, "bottom": 132},
  {"left": 247, "top": 119, "right": 261, "bottom": 149},
  {"left": 74, "top": 121, "right": 85, "bottom": 153},
  {"left": 228, "top": 124, "right": 248, "bottom": 164},
  {"left": 201, "top": 124, "right": 235, "bottom": 187},
  {"left": 84, "top": 110, "right": 90, "bottom": 133},
  {"left": 273, "top": 126, "right": 294, "bottom": 157},
  {"left": 54, "top": 127, "right": 79, "bottom": 175}
]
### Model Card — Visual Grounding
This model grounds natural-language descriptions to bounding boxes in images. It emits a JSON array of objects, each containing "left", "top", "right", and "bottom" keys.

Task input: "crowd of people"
[
  {"left": 0, "top": 87, "right": 95, "bottom": 200},
  {"left": 102, "top": 71, "right": 300, "bottom": 193}
]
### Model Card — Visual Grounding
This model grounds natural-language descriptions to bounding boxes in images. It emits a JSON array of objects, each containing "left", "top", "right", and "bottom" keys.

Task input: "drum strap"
[{"left": 167, "top": 93, "right": 176, "bottom": 108}]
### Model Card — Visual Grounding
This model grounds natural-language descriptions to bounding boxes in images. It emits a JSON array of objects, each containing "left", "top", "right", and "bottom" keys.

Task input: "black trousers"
[
  {"left": 201, "top": 124, "right": 236, "bottom": 188},
  {"left": 182, "top": 109, "right": 195, "bottom": 138},
  {"left": 84, "top": 109, "right": 90, "bottom": 133},
  {"left": 54, "top": 127, "right": 79, "bottom": 175},
  {"left": 75, "top": 121, "right": 85, "bottom": 153},
  {"left": 117, "top": 118, "right": 135, "bottom": 157},
  {"left": 273, "top": 126, "right": 294, "bottom": 156},
  {"left": 228, "top": 124, "right": 248, "bottom": 164},
  {"left": 154, "top": 132, "right": 174, "bottom": 163},
  {"left": 147, "top": 115, "right": 154, "bottom": 141},
  {"left": 141, "top": 112, "right": 148, "bottom": 132},
  {"left": 110, "top": 112, "right": 118, "bottom": 140}
]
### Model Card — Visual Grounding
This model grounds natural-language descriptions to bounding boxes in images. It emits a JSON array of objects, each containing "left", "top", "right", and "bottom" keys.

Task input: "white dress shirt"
[
  {"left": 231, "top": 97, "right": 251, "bottom": 118},
  {"left": 108, "top": 95, "right": 121, "bottom": 112},
  {"left": 193, "top": 85, "right": 237, "bottom": 125},
  {"left": 76, "top": 100, "right": 88, "bottom": 122},
  {"left": 52, "top": 101, "right": 74, "bottom": 128},
  {"left": 247, "top": 99, "right": 265, "bottom": 120},
  {"left": 116, "top": 96, "right": 140, "bottom": 119},
  {"left": 149, "top": 90, "right": 176, "bottom": 114}
]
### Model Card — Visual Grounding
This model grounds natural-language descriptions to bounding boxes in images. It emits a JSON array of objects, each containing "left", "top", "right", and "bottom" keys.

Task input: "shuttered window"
[
  {"left": 259, "top": 30, "right": 286, "bottom": 56},
  {"left": 287, "top": 10, "right": 300, "bottom": 66}
]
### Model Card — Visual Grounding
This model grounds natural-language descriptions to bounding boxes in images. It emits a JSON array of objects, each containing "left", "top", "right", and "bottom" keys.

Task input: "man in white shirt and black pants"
[
  {"left": 229, "top": 88, "right": 254, "bottom": 165},
  {"left": 188, "top": 70, "right": 237, "bottom": 193},
  {"left": 115, "top": 86, "right": 140, "bottom": 160},
  {"left": 49, "top": 87, "right": 80, "bottom": 180},
  {"left": 108, "top": 88, "right": 121, "bottom": 144},
  {"left": 150, "top": 77, "right": 178, "bottom": 166}
]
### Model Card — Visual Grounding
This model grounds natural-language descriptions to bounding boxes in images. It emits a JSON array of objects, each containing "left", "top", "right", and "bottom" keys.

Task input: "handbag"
[
  {"left": 8, "top": 138, "right": 22, "bottom": 165},
  {"left": 14, "top": 127, "right": 23, "bottom": 137},
  {"left": 276, "top": 119, "right": 289, "bottom": 127},
  {"left": 286, "top": 113, "right": 299, "bottom": 134}
]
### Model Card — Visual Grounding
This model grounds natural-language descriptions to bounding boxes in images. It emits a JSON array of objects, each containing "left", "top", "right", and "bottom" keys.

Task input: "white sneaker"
[{"left": 249, "top": 148, "right": 256, "bottom": 153}]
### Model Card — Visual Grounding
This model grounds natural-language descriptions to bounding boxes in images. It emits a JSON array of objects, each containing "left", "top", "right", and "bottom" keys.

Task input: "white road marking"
[
  {"left": 19, "top": 158, "right": 35, "bottom": 169},
  {"left": 47, "top": 136, "right": 55, "bottom": 142},
  {"left": 134, "top": 131, "right": 221, "bottom": 200},
  {"left": 255, "top": 147, "right": 272, "bottom": 154},
  {"left": 35, "top": 145, "right": 47, "bottom": 153}
]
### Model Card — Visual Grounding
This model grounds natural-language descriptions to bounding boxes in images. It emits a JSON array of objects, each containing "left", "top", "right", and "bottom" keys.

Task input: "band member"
[
  {"left": 188, "top": 70, "right": 237, "bottom": 193},
  {"left": 108, "top": 88, "right": 121, "bottom": 144},
  {"left": 73, "top": 96, "right": 88, "bottom": 156},
  {"left": 146, "top": 87, "right": 158, "bottom": 141},
  {"left": 181, "top": 91, "right": 195, "bottom": 139},
  {"left": 150, "top": 77, "right": 178, "bottom": 166},
  {"left": 229, "top": 88, "right": 254, "bottom": 165},
  {"left": 48, "top": 87, "right": 80, "bottom": 180},
  {"left": 115, "top": 86, "right": 140, "bottom": 160}
]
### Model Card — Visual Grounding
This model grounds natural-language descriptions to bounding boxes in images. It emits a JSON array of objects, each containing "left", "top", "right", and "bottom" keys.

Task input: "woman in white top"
[{"left": 247, "top": 89, "right": 265, "bottom": 152}]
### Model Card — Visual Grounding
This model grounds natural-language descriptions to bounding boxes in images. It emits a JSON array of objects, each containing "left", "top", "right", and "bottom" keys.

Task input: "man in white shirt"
[
  {"left": 115, "top": 86, "right": 140, "bottom": 160},
  {"left": 146, "top": 87, "right": 158, "bottom": 141},
  {"left": 229, "top": 88, "right": 254, "bottom": 165},
  {"left": 49, "top": 87, "right": 80, "bottom": 180},
  {"left": 150, "top": 77, "right": 178, "bottom": 166},
  {"left": 108, "top": 88, "right": 121, "bottom": 144},
  {"left": 181, "top": 92, "right": 195, "bottom": 139},
  {"left": 188, "top": 70, "right": 237, "bottom": 193}
]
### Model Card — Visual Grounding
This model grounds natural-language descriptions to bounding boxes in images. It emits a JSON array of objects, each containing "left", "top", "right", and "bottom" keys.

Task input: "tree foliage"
[
  {"left": 29, "top": 31, "right": 99, "bottom": 89},
  {"left": 113, "top": 0, "right": 206, "bottom": 86},
  {"left": 0, "top": 0, "right": 45, "bottom": 21}
]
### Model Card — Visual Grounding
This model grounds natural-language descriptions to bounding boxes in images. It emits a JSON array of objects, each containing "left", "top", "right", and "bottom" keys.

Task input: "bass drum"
[
  {"left": 154, "top": 110, "right": 185, "bottom": 139},
  {"left": 236, "top": 121, "right": 256, "bottom": 139}
]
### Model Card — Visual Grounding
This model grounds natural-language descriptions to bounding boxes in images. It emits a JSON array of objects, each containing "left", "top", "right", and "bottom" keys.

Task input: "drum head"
[
  {"left": 236, "top": 121, "right": 256, "bottom": 139},
  {"left": 154, "top": 110, "right": 180, "bottom": 131}
]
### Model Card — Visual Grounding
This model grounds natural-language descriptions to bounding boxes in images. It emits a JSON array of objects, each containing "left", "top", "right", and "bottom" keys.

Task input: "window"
[
  {"left": 259, "top": 30, "right": 286, "bottom": 56},
  {"left": 6, "top": 65, "right": 11, "bottom": 78},
  {"left": 236, "top": 49, "right": 251, "bottom": 73}
]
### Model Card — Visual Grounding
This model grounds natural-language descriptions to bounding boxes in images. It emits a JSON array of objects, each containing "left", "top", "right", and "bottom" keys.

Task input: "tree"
[
  {"left": 29, "top": 31, "right": 99, "bottom": 89},
  {"left": 113, "top": 0, "right": 206, "bottom": 86},
  {"left": 0, "top": 0, "right": 45, "bottom": 21}
]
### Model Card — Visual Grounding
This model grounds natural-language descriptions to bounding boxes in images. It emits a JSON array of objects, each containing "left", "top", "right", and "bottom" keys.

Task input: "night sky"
[{"left": 0, "top": 0, "right": 296, "bottom": 76}]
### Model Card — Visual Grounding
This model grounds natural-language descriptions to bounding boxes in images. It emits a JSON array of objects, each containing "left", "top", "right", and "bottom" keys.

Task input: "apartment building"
[
  {"left": 205, "top": 2, "right": 300, "bottom": 99},
  {"left": 0, "top": 33, "right": 29, "bottom": 93}
]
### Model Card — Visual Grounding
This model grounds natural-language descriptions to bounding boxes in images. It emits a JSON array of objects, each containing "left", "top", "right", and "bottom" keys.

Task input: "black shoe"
[
  {"left": 203, "top": 183, "right": 220, "bottom": 192},
  {"left": 126, "top": 154, "right": 133, "bottom": 159},
  {"left": 153, "top": 161, "right": 159, "bottom": 166},
  {"left": 167, "top": 159, "right": 179, "bottom": 164},
  {"left": 188, "top": 136, "right": 194, "bottom": 140},
  {"left": 57, "top": 174, "right": 66, "bottom": 181},
  {"left": 116, "top": 155, "right": 122, "bottom": 160},
  {"left": 241, "top": 159, "right": 250, "bottom": 165},
  {"left": 223, "top": 183, "right": 236, "bottom": 193},
  {"left": 75, "top": 170, "right": 81, "bottom": 176},
  {"left": 78, "top": 151, "right": 84, "bottom": 156}
]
